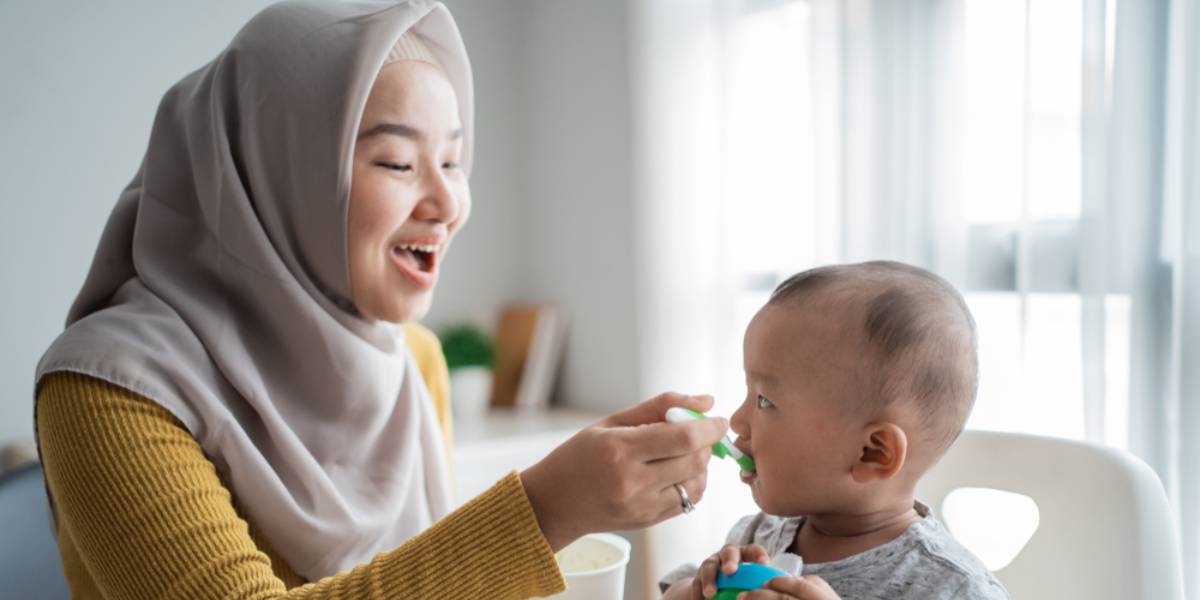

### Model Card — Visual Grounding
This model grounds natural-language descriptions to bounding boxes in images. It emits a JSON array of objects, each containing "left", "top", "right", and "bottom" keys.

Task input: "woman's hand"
[
  {"left": 520, "top": 392, "right": 729, "bottom": 551},
  {"left": 694, "top": 544, "right": 771, "bottom": 598},
  {"left": 740, "top": 576, "right": 841, "bottom": 600}
]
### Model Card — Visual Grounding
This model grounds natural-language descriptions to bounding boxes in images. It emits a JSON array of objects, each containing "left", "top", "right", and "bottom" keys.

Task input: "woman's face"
[{"left": 348, "top": 60, "right": 470, "bottom": 323}]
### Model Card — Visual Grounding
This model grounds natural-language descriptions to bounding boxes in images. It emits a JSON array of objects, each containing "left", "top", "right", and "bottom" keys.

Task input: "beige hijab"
[{"left": 36, "top": 0, "right": 473, "bottom": 580}]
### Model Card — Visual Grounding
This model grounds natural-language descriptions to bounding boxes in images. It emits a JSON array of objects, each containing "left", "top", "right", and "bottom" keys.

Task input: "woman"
[{"left": 33, "top": 1, "right": 727, "bottom": 598}]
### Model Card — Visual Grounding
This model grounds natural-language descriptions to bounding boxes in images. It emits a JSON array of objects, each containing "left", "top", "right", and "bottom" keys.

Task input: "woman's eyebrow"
[
  {"left": 357, "top": 122, "right": 464, "bottom": 142},
  {"left": 358, "top": 122, "right": 422, "bottom": 141}
]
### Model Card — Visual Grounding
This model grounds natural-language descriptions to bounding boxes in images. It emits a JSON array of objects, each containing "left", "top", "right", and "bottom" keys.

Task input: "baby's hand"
[
  {"left": 693, "top": 543, "right": 771, "bottom": 598},
  {"left": 661, "top": 577, "right": 700, "bottom": 600},
  {"left": 738, "top": 575, "right": 841, "bottom": 599}
]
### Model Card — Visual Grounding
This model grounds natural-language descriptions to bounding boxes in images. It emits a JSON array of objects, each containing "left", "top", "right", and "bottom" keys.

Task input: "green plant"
[{"left": 439, "top": 323, "right": 494, "bottom": 371}]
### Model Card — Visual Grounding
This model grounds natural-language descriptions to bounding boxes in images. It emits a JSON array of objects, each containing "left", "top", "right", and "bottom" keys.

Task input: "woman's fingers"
[
  {"left": 646, "top": 441, "right": 714, "bottom": 485},
  {"left": 622, "top": 418, "right": 728, "bottom": 461},
  {"left": 602, "top": 392, "right": 715, "bottom": 428},
  {"left": 519, "top": 391, "right": 727, "bottom": 553},
  {"left": 651, "top": 471, "right": 707, "bottom": 523}
]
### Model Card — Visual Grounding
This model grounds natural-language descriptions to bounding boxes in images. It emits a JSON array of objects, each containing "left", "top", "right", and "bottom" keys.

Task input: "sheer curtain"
[
  {"left": 630, "top": 0, "right": 1198, "bottom": 595},
  {"left": 1157, "top": 0, "right": 1200, "bottom": 591}
]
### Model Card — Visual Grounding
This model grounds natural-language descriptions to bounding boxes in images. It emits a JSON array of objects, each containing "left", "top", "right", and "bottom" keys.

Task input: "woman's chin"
[
  {"left": 359, "top": 288, "right": 434, "bottom": 324},
  {"left": 391, "top": 292, "right": 433, "bottom": 323}
]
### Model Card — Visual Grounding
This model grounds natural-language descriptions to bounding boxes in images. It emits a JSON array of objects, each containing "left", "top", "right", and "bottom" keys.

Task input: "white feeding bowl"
[{"left": 545, "top": 533, "right": 632, "bottom": 599}]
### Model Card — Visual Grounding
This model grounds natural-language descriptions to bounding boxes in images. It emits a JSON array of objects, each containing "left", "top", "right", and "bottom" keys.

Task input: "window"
[{"left": 714, "top": 0, "right": 1128, "bottom": 448}]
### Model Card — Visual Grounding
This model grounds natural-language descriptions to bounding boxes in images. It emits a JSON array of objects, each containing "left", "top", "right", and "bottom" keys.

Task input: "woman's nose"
[{"left": 412, "top": 165, "right": 460, "bottom": 223}]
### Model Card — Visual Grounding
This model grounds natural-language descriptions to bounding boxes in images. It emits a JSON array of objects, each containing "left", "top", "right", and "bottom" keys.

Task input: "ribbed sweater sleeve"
[{"left": 36, "top": 371, "right": 566, "bottom": 599}]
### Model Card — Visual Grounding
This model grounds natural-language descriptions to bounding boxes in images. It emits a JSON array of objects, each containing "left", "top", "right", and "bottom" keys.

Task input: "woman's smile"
[
  {"left": 390, "top": 237, "right": 443, "bottom": 289},
  {"left": 348, "top": 58, "right": 469, "bottom": 323}
]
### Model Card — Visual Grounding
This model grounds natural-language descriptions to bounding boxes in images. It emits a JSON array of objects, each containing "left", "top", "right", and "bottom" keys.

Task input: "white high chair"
[{"left": 916, "top": 430, "right": 1185, "bottom": 600}]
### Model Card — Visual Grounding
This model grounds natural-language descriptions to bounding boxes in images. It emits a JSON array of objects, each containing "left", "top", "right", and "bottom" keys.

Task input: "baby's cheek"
[
  {"left": 767, "top": 451, "right": 815, "bottom": 497},
  {"left": 757, "top": 481, "right": 793, "bottom": 516}
]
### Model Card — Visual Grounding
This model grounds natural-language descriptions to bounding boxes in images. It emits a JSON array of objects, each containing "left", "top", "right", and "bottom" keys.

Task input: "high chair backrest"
[{"left": 916, "top": 430, "right": 1185, "bottom": 600}]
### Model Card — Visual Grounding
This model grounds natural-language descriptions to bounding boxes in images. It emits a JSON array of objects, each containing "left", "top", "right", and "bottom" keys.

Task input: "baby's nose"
[{"left": 730, "top": 402, "right": 751, "bottom": 436}]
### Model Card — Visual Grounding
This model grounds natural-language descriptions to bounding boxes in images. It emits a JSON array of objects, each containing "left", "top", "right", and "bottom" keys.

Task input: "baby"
[{"left": 661, "top": 261, "right": 1009, "bottom": 599}]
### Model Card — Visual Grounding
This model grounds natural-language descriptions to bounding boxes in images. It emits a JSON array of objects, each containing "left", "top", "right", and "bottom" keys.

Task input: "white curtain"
[
  {"left": 630, "top": 0, "right": 1199, "bottom": 596},
  {"left": 1157, "top": 0, "right": 1200, "bottom": 591},
  {"left": 1079, "top": 0, "right": 1198, "bottom": 591},
  {"left": 630, "top": 1, "right": 966, "bottom": 594}
]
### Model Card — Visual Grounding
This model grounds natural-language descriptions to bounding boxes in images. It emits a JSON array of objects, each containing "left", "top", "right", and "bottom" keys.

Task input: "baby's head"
[{"left": 731, "top": 261, "right": 977, "bottom": 518}]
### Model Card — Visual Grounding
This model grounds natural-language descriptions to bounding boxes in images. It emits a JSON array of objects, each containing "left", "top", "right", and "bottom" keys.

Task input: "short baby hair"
[{"left": 768, "top": 261, "right": 978, "bottom": 454}]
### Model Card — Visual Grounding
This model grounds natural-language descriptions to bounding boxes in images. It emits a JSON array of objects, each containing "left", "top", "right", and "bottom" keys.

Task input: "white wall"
[
  {"left": 0, "top": 0, "right": 278, "bottom": 446},
  {"left": 434, "top": 0, "right": 642, "bottom": 418},
  {"left": 1, "top": 0, "right": 643, "bottom": 450},
  {"left": 514, "top": 0, "right": 642, "bottom": 415},
  {"left": 425, "top": 0, "right": 531, "bottom": 328}
]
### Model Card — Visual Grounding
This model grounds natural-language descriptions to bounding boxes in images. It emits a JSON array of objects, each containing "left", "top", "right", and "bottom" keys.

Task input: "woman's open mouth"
[{"left": 391, "top": 242, "right": 440, "bottom": 289}]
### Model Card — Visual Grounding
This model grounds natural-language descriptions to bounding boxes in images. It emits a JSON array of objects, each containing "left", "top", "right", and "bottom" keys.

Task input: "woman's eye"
[
  {"left": 442, "top": 161, "right": 460, "bottom": 170},
  {"left": 377, "top": 162, "right": 412, "bottom": 172},
  {"left": 756, "top": 394, "right": 773, "bottom": 409}
]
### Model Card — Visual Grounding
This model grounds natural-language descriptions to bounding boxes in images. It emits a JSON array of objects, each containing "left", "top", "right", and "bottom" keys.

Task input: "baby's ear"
[{"left": 850, "top": 423, "right": 908, "bottom": 483}]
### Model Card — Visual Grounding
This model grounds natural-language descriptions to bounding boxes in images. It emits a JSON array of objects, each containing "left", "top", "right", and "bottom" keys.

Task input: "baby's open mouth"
[{"left": 726, "top": 438, "right": 756, "bottom": 474}]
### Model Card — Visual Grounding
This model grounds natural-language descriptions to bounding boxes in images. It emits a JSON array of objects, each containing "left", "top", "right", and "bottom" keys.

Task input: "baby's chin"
[
  {"left": 751, "top": 480, "right": 813, "bottom": 518},
  {"left": 750, "top": 481, "right": 787, "bottom": 516}
]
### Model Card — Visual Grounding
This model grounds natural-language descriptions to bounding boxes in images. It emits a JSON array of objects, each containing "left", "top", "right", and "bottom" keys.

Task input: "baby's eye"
[{"left": 756, "top": 394, "right": 773, "bottom": 409}]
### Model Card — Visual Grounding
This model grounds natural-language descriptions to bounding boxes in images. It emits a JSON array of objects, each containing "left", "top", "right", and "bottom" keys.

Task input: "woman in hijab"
[{"left": 33, "top": 2, "right": 727, "bottom": 598}]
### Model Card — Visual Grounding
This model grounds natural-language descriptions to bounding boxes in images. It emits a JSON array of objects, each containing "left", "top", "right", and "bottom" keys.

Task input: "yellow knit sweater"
[{"left": 36, "top": 324, "right": 566, "bottom": 599}]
